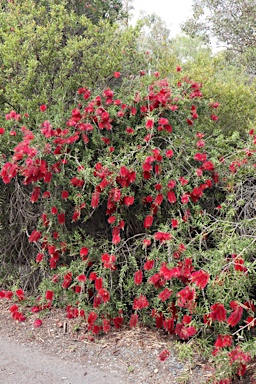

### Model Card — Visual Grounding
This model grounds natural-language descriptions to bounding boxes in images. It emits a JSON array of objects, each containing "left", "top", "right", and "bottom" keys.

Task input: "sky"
[{"left": 131, "top": 0, "right": 194, "bottom": 37}]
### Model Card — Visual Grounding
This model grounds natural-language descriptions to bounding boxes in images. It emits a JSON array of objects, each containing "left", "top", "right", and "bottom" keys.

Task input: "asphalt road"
[{"left": 0, "top": 336, "right": 126, "bottom": 384}]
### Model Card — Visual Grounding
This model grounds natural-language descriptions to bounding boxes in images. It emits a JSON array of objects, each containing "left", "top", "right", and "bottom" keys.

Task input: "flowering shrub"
[{"left": 0, "top": 69, "right": 255, "bottom": 382}]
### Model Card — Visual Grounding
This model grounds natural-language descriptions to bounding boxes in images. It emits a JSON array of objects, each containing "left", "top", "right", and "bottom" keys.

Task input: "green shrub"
[{"left": 0, "top": 69, "right": 255, "bottom": 382}]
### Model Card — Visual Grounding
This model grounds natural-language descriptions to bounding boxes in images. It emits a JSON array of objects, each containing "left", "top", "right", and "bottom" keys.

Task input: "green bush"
[{"left": 0, "top": 70, "right": 255, "bottom": 382}]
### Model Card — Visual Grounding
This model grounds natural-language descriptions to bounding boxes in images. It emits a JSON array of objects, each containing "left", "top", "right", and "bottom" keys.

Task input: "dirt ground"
[{"left": 0, "top": 301, "right": 254, "bottom": 384}]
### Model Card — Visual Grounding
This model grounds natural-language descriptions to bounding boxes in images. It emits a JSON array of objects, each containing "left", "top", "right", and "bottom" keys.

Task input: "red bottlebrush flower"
[
  {"left": 114, "top": 71, "right": 121, "bottom": 78},
  {"left": 113, "top": 316, "right": 123, "bottom": 329},
  {"left": 144, "top": 259, "right": 154, "bottom": 270},
  {"left": 133, "top": 295, "right": 149, "bottom": 310},
  {"left": 98, "top": 288, "right": 110, "bottom": 303},
  {"left": 160, "top": 264, "right": 180, "bottom": 280},
  {"left": 196, "top": 168, "right": 203, "bottom": 177},
  {"left": 227, "top": 304, "right": 243, "bottom": 327},
  {"left": 111, "top": 188, "right": 121, "bottom": 202},
  {"left": 228, "top": 346, "right": 251, "bottom": 365},
  {"left": 190, "top": 270, "right": 210, "bottom": 289},
  {"left": 144, "top": 215, "right": 153, "bottom": 229},
  {"left": 181, "top": 193, "right": 190, "bottom": 204},
  {"left": 88, "top": 311, "right": 98, "bottom": 325},
  {"left": 232, "top": 255, "right": 247, "bottom": 273},
  {"left": 134, "top": 270, "right": 143, "bottom": 285},
  {"left": 108, "top": 215, "right": 116, "bottom": 224},
  {"left": 144, "top": 195, "right": 153, "bottom": 203},
  {"left": 154, "top": 232, "right": 172, "bottom": 243},
  {"left": 16, "top": 289, "right": 25, "bottom": 301},
  {"left": 77, "top": 274, "right": 86, "bottom": 282},
  {"left": 167, "top": 190, "right": 176, "bottom": 204},
  {"left": 89, "top": 272, "right": 97, "bottom": 281},
  {"left": 154, "top": 194, "right": 163, "bottom": 206},
  {"left": 9, "top": 304, "right": 19, "bottom": 313},
  {"left": 171, "top": 219, "right": 178, "bottom": 228},
  {"left": 123, "top": 196, "right": 134, "bottom": 206},
  {"left": 167, "top": 180, "right": 176, "bottom": 190},
  {"left": 70, "top": 177, "right": 84, "bottom": 187},
  {"left": 95, "top": 277, "right": 103, "bottom": 291},
  {"left": 165, "top": 124, "right": 173, "bottom": 132},
  {"left": 175, "top": 324, "right": 197, "bottom": 340},
  {"left": 209, "top": 102, "right": 219, "bottom": 109},
  {"left": 245, "top": 316, "right": 256, "bottom": 329},
  {"left": 80, "top": 247, "right": 89, "bottom": 260},
  {"left": 126, "top": 127, "right": 134, "bottom": 134},
  {"left": 91, "top": 190, "right": 100, "bottom": 208},
  {"left": 31, "top": 306, "right": 40, "bottom": 313},
  {"left": 143, "top": 238, "right": 151, "bottom": 247},
  {"left": 211, "top": 114, "right": 218, "bottom": 121},
  {"left": 237, "top": 363, "right": 247, "bottom": 377},
  {"left": 163, "top": 318, "right": 175, "bottom": 333},
  {"left": 210, "top": 303, "right": 227, "bottom": 322},
  {"left": 0, "top": 127, "right": 5, "bottom": 134},
  {"left": 182, "top": 315, "right": 192, "bottom": 325},
  {"left": 30, "top": 186, "right": 41, "bottom": 203},
  {"left": 214, "top": 334, "right": 232, "bottom": 348},
  {"left": 177, "top": 286, "right": 196, "bottom": 308},
  {"left": 48, "top": 245, "right": 56, "bottom": 256},
  {"left": 103, "top": 318, "right": 111, "bottom": 333},
  {"left": 149, "top": 273, "right": 161, "bottom": 286},
  {"left": 197, "top": 139, "right": 205, "bottom": 148},
  {"left": 72, "top": 210, "right": 80, "bottom": 222},
  {"left": 112, "top": 226, "right": 121, "bottom": 244},
  {"left": 5, "top": 291, "right": 13, "bottom": 300},
  {"left": 130, "top": 313, "right": 138, "bottom": 328},
  {"left": 40, "top": 104, "right": 47, "bottom": 112},
  {"left": 49, "top": 258, "right": 57, "bottom": 269},
  {"left": 202, "top": 161, "right": 215, "bottom": 171},
  {"left": 194, "top": 153, "right": 207, "bottom": 162},
  {"left": 158, "top": 117, "right": 168, "bottom": 126},
  {"left": 58, "top": 212, "right": 65, "bottom": 225},
  {"left": 191, "top": 186, "right": 203, "bottom": 202},
  {"left": 179, "top": 176, "right": 189, "bottom": 186},
  {"left": 166, "top": 149, "right": 174, "bottom": 158},
  {"left": 51, "top": 206, "right": 58, "bottom": 215},
  {"left": 158, "top": 288, "right": 172, "bottom": 301},
  {"left": 42, "top": 191, "right": 51, "bottom": 198},
  {"left": 159, "top": 349, "right": 170, "bottom": 361},
  {"left": 34, "top": 319, "right": 43, "bottom": 328},
  {"left": 93, "top": 295, "right": 103, "bottom": 308},
  {"left": 13, "top": 311, "right": 26, "bottom": 322},
  {"left": 45, "top": 290, "right": 54, "bottom": 301},
  {"left": 61, "top": 190, "right": 69, "bottom": 199},
  {"left": 176, "top": 66, "right": 182, "bottom": 72},
  {"left": 62, "top": 272, "right": 72, "bottom": 289},
  {"left": 154, "top": 183, "right": 162, "bottom": 191},
  {"left": 74, "top": 285, "right": 82, "bottom": 294},
  {"left": 146, "top": 119, "right": 154, "bottom": 129},
  {"left": 28, "top": 230, "right": 41, "bottom": 243},
  {"left": 102, "top": 253, "right": 116, "bottom": 269}
]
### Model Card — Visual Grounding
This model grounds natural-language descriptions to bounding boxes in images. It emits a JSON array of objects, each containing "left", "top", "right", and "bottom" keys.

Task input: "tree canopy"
[{"left": 182, "top": 0, "right": 256, "bottom": 73}]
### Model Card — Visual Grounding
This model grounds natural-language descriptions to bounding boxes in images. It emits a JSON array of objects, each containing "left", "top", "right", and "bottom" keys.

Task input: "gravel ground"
[{"left": 0, "top": 301, "right": 226, "bottom": 384}]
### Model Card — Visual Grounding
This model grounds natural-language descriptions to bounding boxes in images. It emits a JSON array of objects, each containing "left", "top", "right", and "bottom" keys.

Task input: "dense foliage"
[
  {"left": 0, "top": 1, "right": 256, "bottom": 383},
  {"left": 0, "top": 0, "right": 142, "bottom": 124}
]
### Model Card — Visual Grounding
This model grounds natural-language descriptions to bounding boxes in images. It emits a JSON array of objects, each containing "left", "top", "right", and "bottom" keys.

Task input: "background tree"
[
  {"left": 33, "top": 0, "right": 126, "bottom": 23},
  {"left": 182, "top": 0, "right": 256, "bottom": 74},
  {"left": 0, "top": 0, "right": 144, "bottom": 124}
]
